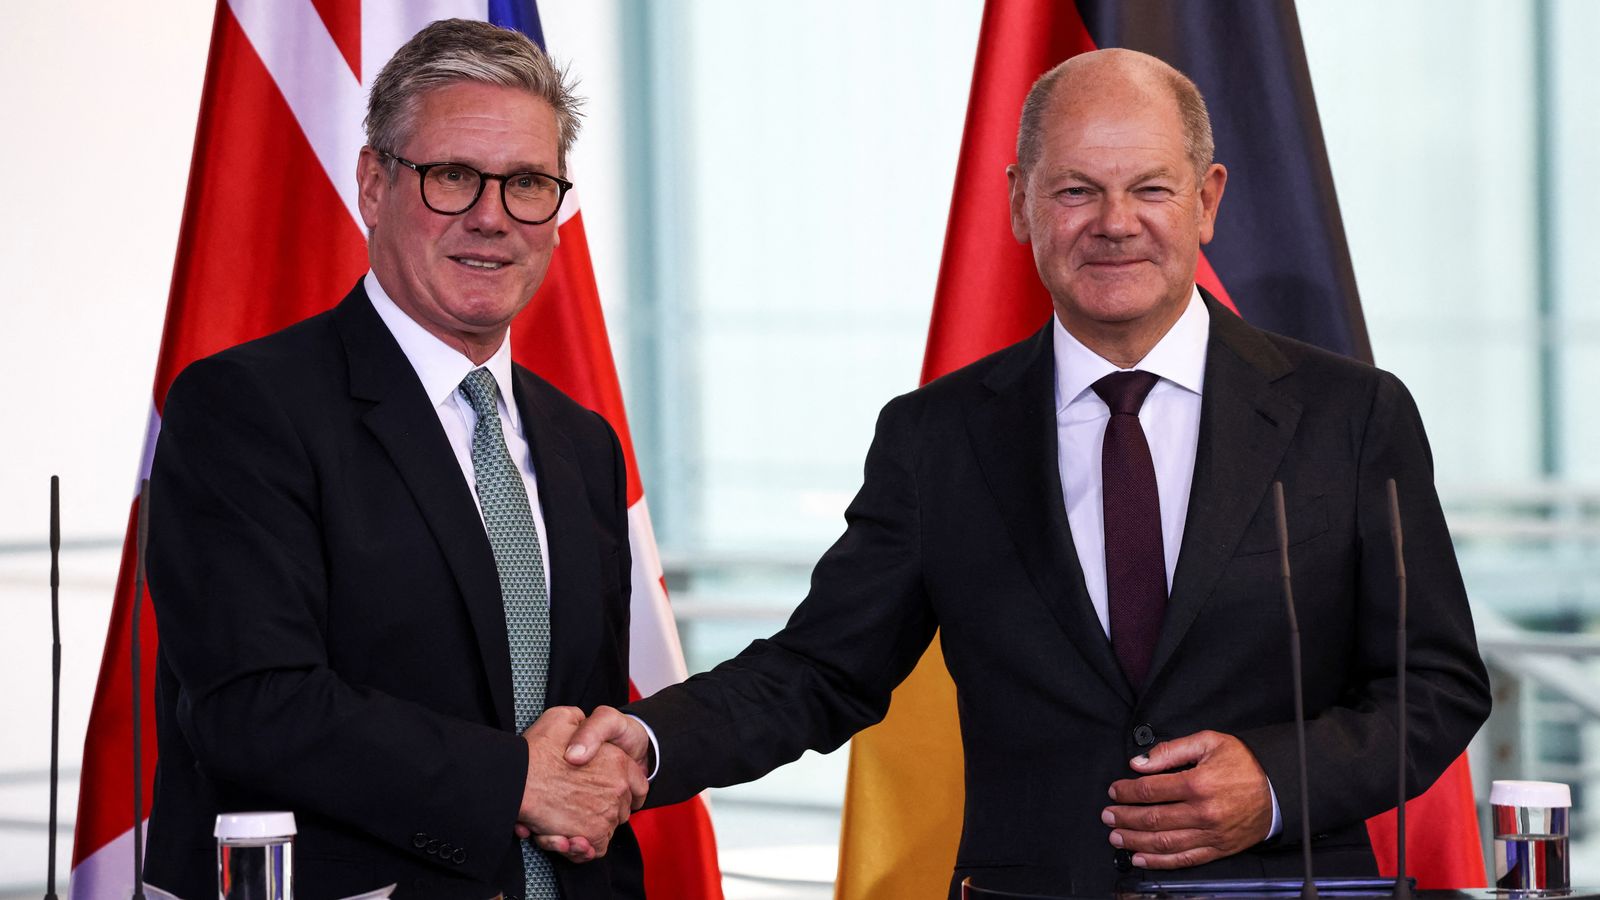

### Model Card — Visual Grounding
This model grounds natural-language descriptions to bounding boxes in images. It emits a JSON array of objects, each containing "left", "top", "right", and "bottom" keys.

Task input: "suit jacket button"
[
  {"left": 425, "top": 838, "right": 440, "bottom": 855},
  {"left": 412, "top": 832, "right": 428, "bottom": 849},
  {"left": 1114, "top": 848, "right": 1134, "bottom": 872},
  {"left": 1133, "top": 724, "right": 1156, "bottom": 747},
  {"left": 452, "top": 847, "right": 468, "bottom": 865},
  {"left": 438, "top": 841, "right": 453, "bottom": 858}
]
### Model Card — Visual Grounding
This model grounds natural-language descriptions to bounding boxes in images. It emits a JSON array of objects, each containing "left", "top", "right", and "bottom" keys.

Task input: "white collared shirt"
[
  {"left": 1054, "top": 287, "right": 1284, "bottom": 837},
  {"left": 365, "top": 271, "right": 552, "bottom": 596},
  {"left": 1054, "top": 287, "right": 1208, "bottom": 636}
]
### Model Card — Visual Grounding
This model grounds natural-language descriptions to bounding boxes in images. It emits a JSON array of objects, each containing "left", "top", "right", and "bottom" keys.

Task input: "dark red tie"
[{"left": 1093, "top": 370, "right": 1166, "bottom": 689}]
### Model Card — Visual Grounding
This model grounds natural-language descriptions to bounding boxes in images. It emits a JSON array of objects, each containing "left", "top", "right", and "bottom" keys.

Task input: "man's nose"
[
  {"left": 463, "top": 180, "right": 512, "bottom": 234},
  {"left": 1093, "top": 192, "right": 1141, "bottom": 239}
]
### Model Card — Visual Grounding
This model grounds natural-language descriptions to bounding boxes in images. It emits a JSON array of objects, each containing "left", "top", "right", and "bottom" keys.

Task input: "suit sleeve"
[
  {"left": 627, "top": 393, "right": 940, "bottom": 807},
  {"left": 1238, "top": 371, "right": 1491, "bottom": 840},
  {"left": 149, "top": 356, "right": 527, "bottom": 882}
]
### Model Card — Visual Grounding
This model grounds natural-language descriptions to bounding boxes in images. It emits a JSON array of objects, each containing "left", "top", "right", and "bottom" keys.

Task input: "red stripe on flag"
[
  {"left": 70, "top": 500, "right": 159, "bottom": 866},
  {"left": 153, "top": 3, "right": 368, "bottom": 410},
  {"left": 921, "top": 0, "right": 1096, "bottom": 382},
  {"left": 309, "top": 0, "right": 361, "bottom": 80},
  {"left": 1366, "top": 755, "right": 1486, "bottom": 889},
  {"left": 510, "top": 210, "right": 645, "bottom": 505},
  {"left": 1196, "top": 250, "right": 1238, "bottom": 315}
]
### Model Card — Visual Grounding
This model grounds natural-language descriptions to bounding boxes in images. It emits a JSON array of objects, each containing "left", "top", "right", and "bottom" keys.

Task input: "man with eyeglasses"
[{"left": 144, "top": 19, "right": 646, "bottom": 900}]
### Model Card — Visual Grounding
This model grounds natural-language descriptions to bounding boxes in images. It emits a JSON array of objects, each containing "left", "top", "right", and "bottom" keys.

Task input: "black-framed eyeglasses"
[{"left": 381, "top": 151, "right": 572, "bottom": 225}]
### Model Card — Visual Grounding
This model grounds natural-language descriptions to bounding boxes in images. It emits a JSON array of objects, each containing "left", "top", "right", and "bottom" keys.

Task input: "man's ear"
[
  {"left": 1007, "top": 164, "right": 1032, "bottom": 244},
  {"left": 356, "top": 146, "right": 388, "bottom": 230},
  {"left": 1196, "top": 162, "right": 1227, "bottom": 245}
]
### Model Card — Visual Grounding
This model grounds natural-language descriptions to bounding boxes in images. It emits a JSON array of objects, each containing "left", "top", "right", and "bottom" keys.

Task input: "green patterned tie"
[{"left": 458, "top": 368, "right": 559, "bottom": 900}]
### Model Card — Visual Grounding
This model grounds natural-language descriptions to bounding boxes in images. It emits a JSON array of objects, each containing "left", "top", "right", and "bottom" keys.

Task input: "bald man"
[{"left": 565, "top": 49, "right": 1489, "bottom": 897}]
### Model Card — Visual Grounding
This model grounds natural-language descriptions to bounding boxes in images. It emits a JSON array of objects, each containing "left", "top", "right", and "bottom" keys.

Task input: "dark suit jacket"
[
  {"left": 145, "top": 283, "right": 643, "bottom": 900},
  {"left": 628, "top": 294, "right": 1490, "bottom": 898}
]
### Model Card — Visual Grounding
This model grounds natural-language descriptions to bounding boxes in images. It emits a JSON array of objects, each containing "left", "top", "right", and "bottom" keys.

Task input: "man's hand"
[
  {"left": 517, "top": 707, "right": 649, "bottom": 863},
  {"left": 1102, "top": 730, "right": 1273, "bottom": 869},
  {"left": 562, "top": 705, "right": 651, "bottom": 770}
]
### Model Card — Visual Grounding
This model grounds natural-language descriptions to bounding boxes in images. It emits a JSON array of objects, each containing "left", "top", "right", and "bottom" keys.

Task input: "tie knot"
[
  {"left": 1092, "top": 370, "right": 1159, "bottom": 416},
  {"left": 458, "top": 368, "right": 500, "bottom": 418}
]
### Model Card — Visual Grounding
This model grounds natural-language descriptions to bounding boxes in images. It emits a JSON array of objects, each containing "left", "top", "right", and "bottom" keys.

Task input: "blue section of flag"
[
  {"left": 489, "top": 0, "right": 546, "bottom": 50},
  {"left": 1077, "top": 1, "right": 1371, "bottom": 362}
]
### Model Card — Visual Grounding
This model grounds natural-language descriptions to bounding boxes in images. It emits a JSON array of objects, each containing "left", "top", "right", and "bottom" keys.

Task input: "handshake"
[{"left": 515, "top": 705, "right": 650, "bottom": 862}]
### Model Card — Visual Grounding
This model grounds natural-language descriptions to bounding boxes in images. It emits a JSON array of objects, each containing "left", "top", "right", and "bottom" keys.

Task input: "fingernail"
[
  {"left": 1101, "top": 809, "right": 1115, "bottom": 826},
  {"left": 567, "top": 744, "right": 586, "bottom": 759},
  {"left": 1133, "top": 854, "right": 1147, "bottom": 868},
  {"left": 1109, "top": 831, "right": 1124, "bottom": 848},
  {"left": 1107, "top": 785, "right": 1117, "bottom": 800},
  {"left": 1138, "top": 753, "right": 1149, "bottom": 763}
]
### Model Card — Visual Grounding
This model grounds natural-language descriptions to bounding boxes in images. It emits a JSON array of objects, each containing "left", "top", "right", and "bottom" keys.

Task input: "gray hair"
[
  {"left": 366, "top": 18, "right": 582, "bottom": 175},
  {"left": 1015, "top": 51, "right": 1214, "bottom": 181}
]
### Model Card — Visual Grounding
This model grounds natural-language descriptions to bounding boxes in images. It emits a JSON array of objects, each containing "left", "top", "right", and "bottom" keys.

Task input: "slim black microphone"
[
  {"left": 1274, "top": 482, "right": 1317, "bottom": 900},
  {"left": 131, "top": 480, "right": 150, "bottom": 900},
  {"left": 46, "top": 476, "right": 62, "bottom": 900},
  {"left": 1387, "top": 479, "right": 1412, "bottom": 900}
]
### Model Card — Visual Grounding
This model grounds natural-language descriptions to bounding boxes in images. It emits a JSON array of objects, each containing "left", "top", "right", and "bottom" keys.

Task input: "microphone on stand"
[
  {"left": 131, "top": 479, "right": 150, "bottom": 900},
  {"left": 1386, "top": 479, "right": 1412, "bottom": 900},
  {"left": 1133, "top": 486, "right": 1410, "bottom": 898},
  {"left": 45, "top": 476, "right": 62, "bottom": 900},
  {"left": 1274, "top": 482, "right": 1317, "bottom": 900}
]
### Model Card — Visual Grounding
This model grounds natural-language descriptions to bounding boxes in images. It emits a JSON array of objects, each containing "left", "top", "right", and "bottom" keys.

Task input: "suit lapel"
[
  {"left": 335, "top": 286, "right": 517, "bottom": 731},
  {"left": 966, "top": 326, "right": 1135, "bottom": 706},
  {"left": 1147, "top": 296, "right": 1302, "bottom": 688},
  {"left": 512, "top": 370, "right": 605, "bottom": 705}
]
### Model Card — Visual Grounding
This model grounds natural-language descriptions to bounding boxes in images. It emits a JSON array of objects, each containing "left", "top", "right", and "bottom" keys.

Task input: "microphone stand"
[
  {"left": 46, "top": 477, "right": 61, "bottom": 900},
  {"left": 1136, "top": 487, "right": 1412, "bottom": 899},
  {"left": 1273, "top": 482, "right": 1317, "bottom": 900},
  {"left": 1387, "top": 480, "right": 1412, "bottom": 900}
]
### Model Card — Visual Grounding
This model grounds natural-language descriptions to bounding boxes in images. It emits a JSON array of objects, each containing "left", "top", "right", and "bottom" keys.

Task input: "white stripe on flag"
[
  {"left": 68, "top": 819, "right": 147, "bottom": 900},
  {"left": 626, "top": 497, "right": 690, "bottom": 695},
  {"left": 358, "top": 0, "right": 480, "bottom": 87},
  {"left": 227, "top": 0, "right": 369, "bottom": 230},
  {"left": 137, "top": 403, "right": 162, "bottom": 488}
]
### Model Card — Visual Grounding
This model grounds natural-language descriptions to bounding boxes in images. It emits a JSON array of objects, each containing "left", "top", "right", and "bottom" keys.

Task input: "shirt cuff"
[
  {"left": 1267, "top": 778, "right": 1283, "bottom": 840},
  {"left": 627, "top": 714, "right": 660, "bottom": 781}
]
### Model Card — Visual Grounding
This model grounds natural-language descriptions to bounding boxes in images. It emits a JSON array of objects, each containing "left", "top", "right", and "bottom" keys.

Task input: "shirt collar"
[
  {"left": 365, "top": 271, "right": 520, "bottom": 418},
  {"left": 1053, "top": 285, "right": 1210, "bottom": 413}
]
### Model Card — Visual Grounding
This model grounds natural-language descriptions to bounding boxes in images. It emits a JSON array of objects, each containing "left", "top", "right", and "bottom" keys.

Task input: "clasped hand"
[
  {"left": 515, "top": 706, "right": 650, "bottom": 863},
  {"left": 1101, "top": 729, "right": 1274, "bottom": 869}
]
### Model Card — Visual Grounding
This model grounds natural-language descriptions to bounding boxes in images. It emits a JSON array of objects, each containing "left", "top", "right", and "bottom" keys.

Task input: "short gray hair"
[
  {"left": 1015, "top": 51, "right": 1214, "bottom": 181},
  {"left": 366, "top": 18, "right": 582, "bottom": 175}
]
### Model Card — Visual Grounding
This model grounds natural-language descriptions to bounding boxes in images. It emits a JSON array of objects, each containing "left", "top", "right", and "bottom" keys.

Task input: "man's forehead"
[{"left": 405, "top": 82, "right": 559, "bottom": 158}]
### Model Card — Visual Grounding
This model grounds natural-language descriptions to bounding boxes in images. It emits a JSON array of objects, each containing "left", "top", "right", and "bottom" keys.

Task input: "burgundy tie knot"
[{"left": 1092, "top": 370, "right": 1160, "bottom": 416}]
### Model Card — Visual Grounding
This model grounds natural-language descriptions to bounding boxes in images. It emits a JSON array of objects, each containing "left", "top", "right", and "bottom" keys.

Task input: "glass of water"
[
  {"left": 215, "top": 811, "right": 296, "bottom": 900},
  {"left": 1491, "top": 780, "right": 1571, "bottom": 893}
]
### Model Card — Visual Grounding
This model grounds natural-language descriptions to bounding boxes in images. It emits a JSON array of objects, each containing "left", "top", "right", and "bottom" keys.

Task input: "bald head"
[{"left": 1015, "top": 49, "right": 1214, "bottom": 180}]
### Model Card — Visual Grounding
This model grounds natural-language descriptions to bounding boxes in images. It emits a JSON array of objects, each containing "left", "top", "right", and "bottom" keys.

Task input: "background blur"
[{"left": 4, "top": 1, "right": 1600, "bottom": 897}]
